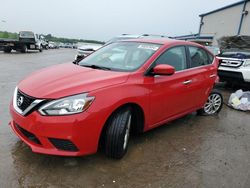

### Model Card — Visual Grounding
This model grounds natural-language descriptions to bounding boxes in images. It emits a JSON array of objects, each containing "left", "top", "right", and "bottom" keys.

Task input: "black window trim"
[{"left": 184, "top": 46, "right": 191, "bottom": 69}]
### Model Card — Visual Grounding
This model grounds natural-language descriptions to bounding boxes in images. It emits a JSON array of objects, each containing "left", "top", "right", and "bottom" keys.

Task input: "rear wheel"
[
  {"left": 197, "top": 90, "right": 223, "bottom": 115},
  {"left": 3, "top": 47, "right": 11, "bottom": 53},
  {"left": 104, "top": 107, "right": 132, "bottom": 159}
]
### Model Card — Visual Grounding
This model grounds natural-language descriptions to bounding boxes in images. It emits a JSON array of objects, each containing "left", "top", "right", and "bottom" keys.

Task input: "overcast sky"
[{"left": 0, "top": 0, "right": 238, "bottom": 41}]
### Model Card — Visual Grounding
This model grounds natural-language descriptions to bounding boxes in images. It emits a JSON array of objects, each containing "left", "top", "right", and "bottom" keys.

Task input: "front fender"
[{"left": 87, "top": 83, "right": 150, "bottom": 131}]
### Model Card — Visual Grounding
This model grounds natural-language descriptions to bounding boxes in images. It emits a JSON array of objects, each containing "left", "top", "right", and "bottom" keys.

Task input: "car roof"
[
  {"left": 121, "top": 38, "right": 200, "bottom": 46},
  {"left": 117, "top": 34, "right": 141, "bottom": 38}
]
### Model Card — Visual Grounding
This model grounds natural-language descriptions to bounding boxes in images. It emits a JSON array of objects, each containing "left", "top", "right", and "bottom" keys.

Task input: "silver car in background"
[{"left": 74, "top": 34, "right": 168, "bottom": 62}]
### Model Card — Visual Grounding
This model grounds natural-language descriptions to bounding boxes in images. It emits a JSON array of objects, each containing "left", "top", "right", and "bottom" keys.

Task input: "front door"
[{"left": 144, "top": 46, "right": 196, "bottom": 127}]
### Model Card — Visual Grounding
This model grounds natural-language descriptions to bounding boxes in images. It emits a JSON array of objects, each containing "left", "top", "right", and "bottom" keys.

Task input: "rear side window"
[
  {"left": 155, "top": 46, "right": 187, "bottom": 71},
  {"left": 188, "top": 46, "right": 213, "bottom": 68}
]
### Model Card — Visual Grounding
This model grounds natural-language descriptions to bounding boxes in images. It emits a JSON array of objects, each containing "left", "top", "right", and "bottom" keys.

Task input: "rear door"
[{"left": 186, "top": 46, "right": 217, "bottom": 108}]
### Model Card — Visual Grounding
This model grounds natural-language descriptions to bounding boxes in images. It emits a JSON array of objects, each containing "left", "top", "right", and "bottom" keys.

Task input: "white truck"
[
  {"left": 0, "top": 31, "right": 43, "bottom": 53},
  {"left": 217, "top": 35, "right": 250, "bottom": 85},
  {"left": 217, "top": 50, "right": 250, "bottom": 84}
]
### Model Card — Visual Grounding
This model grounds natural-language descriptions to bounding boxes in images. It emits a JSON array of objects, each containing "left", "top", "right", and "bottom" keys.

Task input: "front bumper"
[
  {"left": 218, "top": 66, "right": 250, "bottom": 83},
  {"left": 9, "top": 104, "right": 104, "bottom": 156},
  {"left": 218, "top": 70, "right": 244, "bottom": 82}
]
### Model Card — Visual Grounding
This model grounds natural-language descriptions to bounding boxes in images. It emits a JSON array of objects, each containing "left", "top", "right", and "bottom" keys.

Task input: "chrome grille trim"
[
  {"left": 217, "top": 57, "right": 244, "bottom": 68},
  {"left": 13, "top": 87, "right": 44, "bottom": 116}
]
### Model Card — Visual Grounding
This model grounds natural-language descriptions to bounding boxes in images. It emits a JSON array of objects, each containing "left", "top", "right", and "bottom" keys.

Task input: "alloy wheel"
[{"left": 204, "top": 93, "right": 222, "bottom": 115}]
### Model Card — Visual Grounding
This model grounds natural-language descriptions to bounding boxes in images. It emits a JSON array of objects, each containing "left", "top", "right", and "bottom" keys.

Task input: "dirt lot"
[{"left": 0, "top": 49, "right": 250, "bottom": 188}]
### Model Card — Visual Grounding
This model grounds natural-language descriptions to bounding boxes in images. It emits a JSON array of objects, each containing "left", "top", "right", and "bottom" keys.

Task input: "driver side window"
[{"left": 155, "top": 46, "right": 187, "bottom": 71}]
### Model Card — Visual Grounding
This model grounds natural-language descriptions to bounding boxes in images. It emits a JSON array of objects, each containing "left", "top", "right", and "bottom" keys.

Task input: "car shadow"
[{"left": 10, "top": 111, "right": 223, "bottom": 187}]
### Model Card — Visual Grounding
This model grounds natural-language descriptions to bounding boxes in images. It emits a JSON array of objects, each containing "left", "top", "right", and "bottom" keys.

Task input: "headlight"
[
  {"left": 243, "top": 60, "right": 250, "bottom": 67},
  {"left": 39, "top": 93, "right": 94, "bottom": 116}
]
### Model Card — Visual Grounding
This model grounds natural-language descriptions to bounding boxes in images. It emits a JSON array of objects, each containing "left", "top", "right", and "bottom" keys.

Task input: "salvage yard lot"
[{"left": 0, "top": 49, "right": 250, "bottom": 188}]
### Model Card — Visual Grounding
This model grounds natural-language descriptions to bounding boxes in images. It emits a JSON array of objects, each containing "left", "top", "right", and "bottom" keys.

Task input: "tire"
[
  {"left": 20, "top": 45, "right": 27, "bottom": 53},
  {"left": 39, "top": 45, "right": 42, "bottom": 52},
  {"left": 3, "top": 47, "right": 11, "bottom": 53},
  {"left": 104, "top": 107, "right": 132, "bottom": 159},
  {"left": 197, "top": 89, "right": 223, "bottom": 115}
]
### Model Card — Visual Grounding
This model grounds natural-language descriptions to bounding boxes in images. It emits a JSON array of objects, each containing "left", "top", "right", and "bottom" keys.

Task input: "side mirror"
[
  {"left": 73, "top": 55, "right": 85, "bottom": 64},
  {"left": 152, "top": 64, "right": 175, "bottom": 76}
]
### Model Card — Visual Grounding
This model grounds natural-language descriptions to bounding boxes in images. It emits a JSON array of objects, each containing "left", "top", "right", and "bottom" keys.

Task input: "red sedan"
[{"left": 9, "top": 38, "right": 223, "bottom": 159}]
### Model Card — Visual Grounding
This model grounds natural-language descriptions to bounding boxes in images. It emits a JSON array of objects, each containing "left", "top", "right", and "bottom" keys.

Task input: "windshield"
[
  {"left": 79, "top": 42, "right": 161, "bottom": 71},
  {"left": 19, "top": 31, "right": 34, "bottom": 38}
]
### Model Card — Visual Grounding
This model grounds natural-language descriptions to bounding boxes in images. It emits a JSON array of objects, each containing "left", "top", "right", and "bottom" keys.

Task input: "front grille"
[
  {"left": 15, "top": 123, "right": 41, "bottom": 145},
  {"left": 19, "top": 38, "right": 36, "bottom": 43},
  {"left": 16, "top": 90, "right": 35, "bottom": 111},
  {"left": 49, "top": 138, "right": 79, "bottom": 152},
  {"left": 219, "top": 58, "right": 244, "bottom": 68}
]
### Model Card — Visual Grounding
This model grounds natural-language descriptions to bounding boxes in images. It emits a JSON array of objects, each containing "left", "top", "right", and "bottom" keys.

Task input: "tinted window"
[
  {"left": 189, "top": 46, "right": 213, "bottom": 68},
  {"left": 155, "top": 46, "right": 187, "bottom": 71}
]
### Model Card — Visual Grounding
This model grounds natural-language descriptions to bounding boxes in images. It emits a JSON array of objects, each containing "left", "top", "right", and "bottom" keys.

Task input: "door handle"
[
  {"left": 209, "top": 74, "right": 216, "bottom": 78},
  {"left": 183, "top": 80, "right": 192, "bottom": 85}
]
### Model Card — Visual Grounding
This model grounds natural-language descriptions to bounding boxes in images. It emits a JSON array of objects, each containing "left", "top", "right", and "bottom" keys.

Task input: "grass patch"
[{"left": 0, "top": 31, "right": 18, "bottom": 39}]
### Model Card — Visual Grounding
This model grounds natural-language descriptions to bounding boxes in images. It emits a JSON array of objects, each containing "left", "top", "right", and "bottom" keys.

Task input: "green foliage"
[
  {"left": 0, "top": 31, "right": 18, "bottom": 39},
  {"left": 44, "top": 34, "right": 104, "bottom": 44},
  {"left": 0, "top": 31, "right": 104, "bottom": 44}
]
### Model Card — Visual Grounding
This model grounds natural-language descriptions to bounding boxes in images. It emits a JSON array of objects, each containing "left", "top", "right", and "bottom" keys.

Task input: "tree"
[{"left": 2, "top": 31, "right": 9, "bottom": 38}]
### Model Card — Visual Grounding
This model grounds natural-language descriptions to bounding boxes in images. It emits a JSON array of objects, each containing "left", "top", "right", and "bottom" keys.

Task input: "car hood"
[{"left": 18, "top": 63, "right": 130, "bottom": 99}]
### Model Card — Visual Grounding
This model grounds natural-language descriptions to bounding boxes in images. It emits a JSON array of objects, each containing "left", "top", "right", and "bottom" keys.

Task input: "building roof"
[
  {"left": 174, "top": 34, "right": 214, "bottom": 40},
  {"left": 199, "top": 0, "right": 249, "bottom": 17}
]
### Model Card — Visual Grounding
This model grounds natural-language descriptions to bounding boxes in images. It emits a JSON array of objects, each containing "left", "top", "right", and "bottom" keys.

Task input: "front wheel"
[
  {"left": 197, "top": 90, "right": 223, "bottom": 115},
  {"left": 104, "top": 107, "right": 132, "bottom": 159},
  {"left": 20, "top": 45, "right": 27, "bottom": 53}
]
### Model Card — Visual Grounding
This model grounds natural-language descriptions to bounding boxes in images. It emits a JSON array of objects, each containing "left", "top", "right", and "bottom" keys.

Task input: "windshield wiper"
[{"left": 82, "top": 64, "right": 111, "bottom": 70}]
